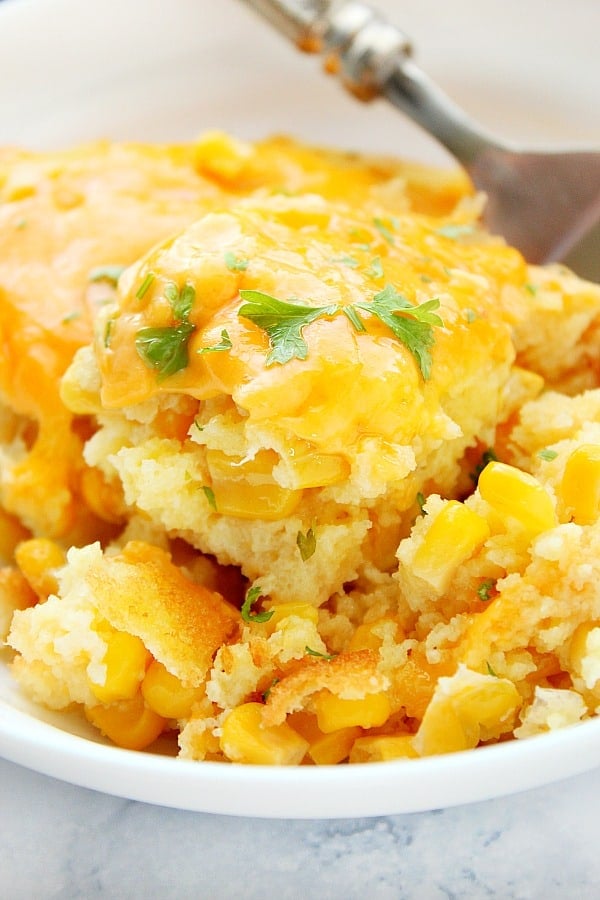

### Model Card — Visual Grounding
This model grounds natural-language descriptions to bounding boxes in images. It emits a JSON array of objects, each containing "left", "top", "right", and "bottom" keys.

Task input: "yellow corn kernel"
[
  {"left": 348, "top": 617, "right": 404, "bottom": 653},
  {"left": 569, "top": 622, "right": 600, "bottom": 689},
  {"left": 349, "top": 734, "right": 418, "bottom": 763},
  {"left": 411, "top": 501, "right": 490, "bottom": 593},
  {"left": 80, "top": 466, "right": 126, "bottom": 525},
  {"left": 313, "top": 690, "right": 391, "bottom": 733},
  {"left": 285, "top": 451, "right": 350, "bottom": 489},
  {"left": 194, "top": 130, "right": 252, "bottom": 181},
  {"left": 478, "top": 461, "right": 557, "bottom": 535},
  {"left": 560, "top": 445, "right": 600, "bottom": 525},
  {"left": 14, "top": 538, "right": 66, "bottom": 600},
  {"left": 86, "top": 694, "right": 166, "bottom": 751},
  {"left": 88, "top": 631, "right": 151, "bottom": 704},
  {"left": 414, "top": 669, "right": 521, "bottom": 756},
  {"left": 141, "top": 660, "right": 204, "bottom": 719},
  {"left": 219, "top": 702, "right": 309, "bottom": 765},
  {"left": 206, "top": 449, "right": 302, "bottom": 520},
  {"left": 308, "top": 726, "right": 362, "bottom": 765},
  {"left": 263, "top": 602, "right": 319, "bottom": 635}
]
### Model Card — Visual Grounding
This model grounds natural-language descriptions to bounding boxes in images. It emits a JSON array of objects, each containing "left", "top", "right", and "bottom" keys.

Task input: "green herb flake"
[
  {"left": 296, "top": 524, "right": 317, "bottom": 561},
  {"left": 420, "top": 274, "right": 433, "bottom": 284},
  {"left": 202, "top": 485, "right": 217, "bottom": 510},
  {"left": 464, "top": 309, "right": 477, "bottom": 323},
  {"left": 331, "top": 254, "right": 359, "bottom": 268},
  {"left": 538, "top": 448, "right": 558, "bottom": 461},
  {"left": 373, "top": 217, "right": 395, "bottom": 244},
  {"left": 15, "top": 218, "right": 28, "bottom": 230},
  {"left": 524, "top": 283, "right": 538, "bottom": 296},
  {"left": 342, "top": 305, "right": 367, "bottom": 333},
  {"left": 197, "top": 329, "right": 232, "bottom": 355},
  {"left": 238, "top": 289, "right": 338, "bottom": 366},
  {"left": 416, "top": 491, "right": 427, "bottom": 515},
  {"left": 89, "top": 264, "right": 126, "bottom": 287},
  {"left": 241, "top": 585, "right": 274, "bottom": 624},
  {"left": 353, "top": 284, "right": 443, "bottom": 380},
  {"left": 164, "top": 281, "right": 195, "bottom": 321},
  {"left": 262, "top": 677, "right": 280, "bottom": 702},
  {"left": 224, "top": 251, "right": 249, "bottom": 273},
  {"left": 135, "top": 321, "right": 196, "bottom": 380},
  {"left": 366, "top": 256, "right": 384, "bottom": 279},
  {"left": 104, "top": 318, "right": 116, "bottom": 348},
  {"left": 477, "top": 579, "right": 496, "bottom": 602},
  {"left": 486, "top": 661, "right": 499, "bottom": 678},
  {"left": 305, "top": 645, "right": 336, "bottom": 661},
  {"left": 435, "top": 224, "right": 475, "bottom": 240},
  {"left": 193, "top": 418, "right": 204, "bottom": 432},
  {"left": 61, "top": 311, "right": 81, "bottom": 325},
  {"left": 470, "top": 447, "right": 499, "bottom": 484},
  {"left": 136, "top": 272, "right": 156, "bottom": 300}
]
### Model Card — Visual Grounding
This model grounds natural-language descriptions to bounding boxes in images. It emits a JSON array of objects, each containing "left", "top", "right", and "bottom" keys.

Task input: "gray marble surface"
[{"left": 2, "top": 756, "right": 599, "bottom": 899}]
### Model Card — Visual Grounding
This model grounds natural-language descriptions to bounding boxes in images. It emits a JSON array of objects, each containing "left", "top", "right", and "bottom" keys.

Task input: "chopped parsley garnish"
[
  {"left": 202, "top": 485, "right": 217, "bottom": 510},
  {"left": 135, "top": 281, "right": 197, "bottom": 380},
  {"left": 296, "top": 524, "right": 317, "bottom": 561},
  {"left": 135, "top": 272, "right": 156, "bottom": 300},
  {"left": 135, "top": 322, "right": 196, "bottom": 380},
  {"left": 197, "top": 329, "right": 232, "bottom": 354},
  {"left": 224, "top": 251, "right": 249, "bottom": 272},
  {"left": 237, "top": 284, "right": 443, "bottom": 380},
  {"left": 15, "top": 218, "right": 27, "bottom": 230},
  {"left": 366, "top": 256, "right": 384, "bottom": 279},
  {"left": 193, "top": 418, "right": 204, "bottom": 431},
  {"left": 241, "top": 585, "right": 274, "bottom": 624},
  {"left": 486, "top": 661, "right": 499, "bottom": 678},
  {"left": 331, "top": 254, "right": 359, "bottom": 268},
  {"left": 262, "top": 677, "right": 280, "bottom": 702},
  {"left": 464, "top": 309, "right": 477, "bottom": 323},
  {"left": 104, "top": 318, "right": 116, "bottom": 348},
  {"left": 435, "top": 224, "right": 475, "bottom": 240},
  {"left": 61, "top": 311, "right": 81, "bottom": 325},
  {"left": 305, "top": 646, "right": 336, "bottom": 661},
  {"left": 352, "top": 285, "right": 443, "bottom": 380},
  {"left": 538, "top": 448, "right": 558, "bottom": 461},
  {"left": 524, "top": 283, "right": 538, "bottom": 296},
  {"left": 373, "top": 217, "right": 395, "bottom": 244},
  {"left": 470, "top": 448, "right": 499, "bottom": 484},
  {"left": 165, "top": 282, "right": 196, "bottom": 321},
  {"left": 416, "top": 492, "right": 427, "bottom": 515},
  {"left": 420, "top": 274, "right": 433, "bottom": 284},
  {"left": 89, "top": 265, "right": 126, "bottom": 286},
  {"left": 238, "top": 289, "right": 338, "bottom": 366},
  {"left": 477, "top": 579, "right": 496, "bottom": 602}
]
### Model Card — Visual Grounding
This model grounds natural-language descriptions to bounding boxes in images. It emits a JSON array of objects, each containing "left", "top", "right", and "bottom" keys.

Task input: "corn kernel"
[
  {"left": 308, "top": 726, "right": 361, "bottom": 765},
  {"left": 348, "top": 617, "right": 404, "bottom": 653},
  {"left": 411, "top": 501, "right": 490, "bottom": 593},
  {"left": 478, "top": 461, "right": 557, "bottom": 535},
  {"left": 560, "top": 444, "right": 600, "bottom": 525},
  {"left": 86, "top": 694, "right": 166, "bottom": 750},
  {"left": 414, "top": 669, "right": 521, "bottom": 756},
  {"left": 349, "top": 734, "right": 418, "bottom": 763},
  {"left": 285, "top": 451, "right": 350, "bottom": 489},
  {"left": 206, "top": 449, "right": 302, "bottom": 520},
  {"left": 142, "top": 660, "right": 204, "bottom": 719},
  {"left": 263, "top": 602, "right": 319, "bottom": 635},
  {"left": 14, "top": 538, "right": 66, "bottom": 600},
  {"left": 569, "top": 622, "right": 600, "bottom": 689},
  {"left": 80, "top": 466, "right": 126, "bottom": 525},
  {"left": 313, "top": 690, "right": 391, "bottom": 733},
  {"left": 88, "top": 630, "right": 151, "bottom": 704},
  {"left": 219, "top": 702, "right": 309, "bottom": 765}
]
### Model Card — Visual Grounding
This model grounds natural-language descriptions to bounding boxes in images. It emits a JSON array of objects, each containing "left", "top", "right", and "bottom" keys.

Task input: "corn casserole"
[{"left": 1, "top": 131, "right": 600, "bottom": 765}]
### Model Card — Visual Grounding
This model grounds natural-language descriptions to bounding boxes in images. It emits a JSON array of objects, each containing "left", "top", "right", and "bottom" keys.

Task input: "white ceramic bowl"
[{"left": 0, "top": 0, "right": 599, "bottom": 818}]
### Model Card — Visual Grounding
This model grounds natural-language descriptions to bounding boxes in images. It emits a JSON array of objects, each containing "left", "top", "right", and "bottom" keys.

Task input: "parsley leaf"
[
  {"left": 470, "top": 448, "right": 499, "bottom": 484},
  {"left": 416, "top": 491, "right": 427, "bottom": 515},
  {"left": 366, "top": 256, "right": 384, "bottom": 279},
  {"left": 296, "top": 524, "right": 317, "bottom": 561},
  {"left": 241, "top": 584, "right": 274, "bottom": 624},
  {"left": 435, "top": 224, "right": 475, "bottom": 240},
  {"left": 165, "top": 282, "right": 196, "bottom": 321},
  {"left": 538, "top": 448, "right": 558, "bottom": 461},
  {"left": 331, "top": 254, "right": 359, "bottom": 268},
  {"left": 89, "top": 265, "right": 126, "bottom": 286},
  {"left": 224, "top": 251, "right": 249, "bottom": 272},
  {"left": 202, "top": 485, "right": 217, "bottom": 510},
  {"left": 305, "top": 646, "right": 336, "bottom": 661},
  {"left": 135, "top": 322, "right": 196, "bottom": 380},
  {"left": 197, "top": 329, "right": 232, "bottom": 354},
  {"left": 262, "top": 677, "right": 280, "bottom": 702},
  {"left": 353, "top": 284, "right": 443, "bottom": 380},
  {"left": 136, "top": 272, "right": 156, "bottom": 300},
  {"left": 238, "top": 289, "right": 338, "bottom": 366},
  {"left": 373, "top": 217, "right": 395, "bottom": 244},
  {"left": 486, "top": 661, "right": 499, "bottom": 678},
  {"left": 477, "top": 579, "right": 496, "bottom": 602}
]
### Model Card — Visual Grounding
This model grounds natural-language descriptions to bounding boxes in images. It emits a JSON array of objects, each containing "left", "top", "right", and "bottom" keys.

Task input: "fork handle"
[{"left": 237, "top": 0, "right": 498, "bottom": 166}]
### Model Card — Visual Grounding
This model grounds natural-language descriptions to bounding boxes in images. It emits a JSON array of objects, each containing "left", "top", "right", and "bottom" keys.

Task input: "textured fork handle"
[{"left": 237, "top": 0, "right": 499, "bottom": 166}]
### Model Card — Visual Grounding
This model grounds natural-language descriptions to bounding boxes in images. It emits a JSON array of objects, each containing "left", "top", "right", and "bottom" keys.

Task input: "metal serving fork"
[{"left": 235, "top": 0, "right": 600, "bottom": 268}]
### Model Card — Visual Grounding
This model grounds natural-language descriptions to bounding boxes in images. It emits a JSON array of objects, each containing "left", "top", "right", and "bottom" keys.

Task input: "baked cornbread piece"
[{"left": 4, "top": 132, "right": 600, "bottom": 764}]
